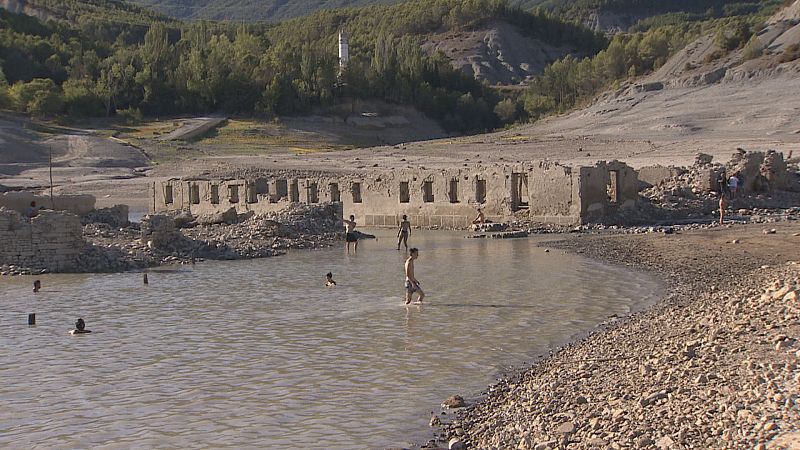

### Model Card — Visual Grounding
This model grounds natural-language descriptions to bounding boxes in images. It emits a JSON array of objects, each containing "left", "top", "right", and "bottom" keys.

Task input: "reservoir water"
[{"left": 0, "top": 230, "right": 660, "bottom": 449}]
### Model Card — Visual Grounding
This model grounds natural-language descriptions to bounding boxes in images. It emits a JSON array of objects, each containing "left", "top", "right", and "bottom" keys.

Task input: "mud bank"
[{"left": 435, "top": 222, "right": 800, "bottom": 449}]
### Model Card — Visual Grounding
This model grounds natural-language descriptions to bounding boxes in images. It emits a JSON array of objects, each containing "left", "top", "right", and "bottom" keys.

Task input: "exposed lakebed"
[{"left": 0, "top": 230, "right": 659, "bottom": 449}]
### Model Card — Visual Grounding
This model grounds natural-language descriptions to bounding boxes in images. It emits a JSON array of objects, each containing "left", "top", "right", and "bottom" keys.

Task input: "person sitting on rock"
[
  {"left": 325, "top": 272, "right": 337, "bottom": 287},
  {"left": 26, "top": 201, "right": 39, "bottom": 219},
  {"left": 472, "top": 208, "right": 485, "bottom": 225},
  {"left": 69, "top": 318, "right": 92, "bottom": 335}
]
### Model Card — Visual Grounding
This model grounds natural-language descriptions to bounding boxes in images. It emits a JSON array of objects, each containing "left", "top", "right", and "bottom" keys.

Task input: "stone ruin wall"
[
  {"left": 579, "top": 161, "right": 640, "bottom": 222},
  {"left": 0, "top": 209, "right": 84, "bottom": 272},
  {"left": 150, "top": 161, "right": 640, "bottom": 228},
  {"left": 0, "top": 192, "right": 96, "bottom": 216}
]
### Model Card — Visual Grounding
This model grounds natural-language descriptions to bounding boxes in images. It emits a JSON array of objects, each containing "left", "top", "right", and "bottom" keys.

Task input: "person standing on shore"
[
  {"left": 719, "top": 192, "right": 728, "bottom": 225},
  {"left": 729, "top": 172, "right": 739, "bottom": 198},
  {"left": 343, "top": 215, "right": 358, "bottom": 253},
  {"left": 404, "top": 248, "right": 424, "bottom": 304},
  {"left": 397, "top": 215, "right": 411, "bottom": 250},
  {"left": 716, "top": 170, "right": 728, "bottom": 195}
]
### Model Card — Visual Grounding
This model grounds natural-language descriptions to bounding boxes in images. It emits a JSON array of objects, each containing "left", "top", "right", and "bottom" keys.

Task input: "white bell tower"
[{"left": 338, "top": 30, "right": 349, "bottom": 71}]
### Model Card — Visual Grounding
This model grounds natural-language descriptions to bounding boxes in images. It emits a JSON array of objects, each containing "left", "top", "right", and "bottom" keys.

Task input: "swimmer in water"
[
  {"left": 325, "top": 272, "right": 337, "bottom": 287},
  {"left": 69, "top": 318, "right": 92, "bottom": 335},
  {"left": 33, "top": 279, "right": 41, "bottom": 293}
]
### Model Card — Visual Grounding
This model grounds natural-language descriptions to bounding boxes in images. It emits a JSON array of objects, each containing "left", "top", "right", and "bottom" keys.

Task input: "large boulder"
[{"left": 195, "top": 207, "right": 238, "bottom": 225}]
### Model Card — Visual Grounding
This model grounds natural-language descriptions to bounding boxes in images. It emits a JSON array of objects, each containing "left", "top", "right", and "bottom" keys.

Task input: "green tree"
[
  {"left": 493, "top": 98, "right": 518, "bottom": 123},
  {"left": 9, "top": 78, "right": 64, "bottom": 117}
]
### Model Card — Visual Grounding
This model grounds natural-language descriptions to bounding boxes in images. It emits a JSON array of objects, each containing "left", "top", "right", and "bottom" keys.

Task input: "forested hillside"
[
  {"left": 126, "top": 0, "right": 785, "bottom": 27},
  {"left": 0, "top": 0, "right": 794, "bottom": 134},
  {"left": 129, "top": 0, "right": 399, "bottom": 22},
  {"left": 518, "top": 0, "right": 786, "bottom": 31},
  {"left": 0, "top": 0, "right": 604, "bottom": 133}
]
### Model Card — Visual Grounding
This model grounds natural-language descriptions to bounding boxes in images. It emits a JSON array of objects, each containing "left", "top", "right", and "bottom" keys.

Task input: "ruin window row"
[{"left": 165, "top": 177, "right": 489, "bottom": 206}]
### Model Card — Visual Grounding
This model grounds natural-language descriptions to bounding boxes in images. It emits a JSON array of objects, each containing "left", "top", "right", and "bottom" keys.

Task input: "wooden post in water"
[
  {"left": 28, "top": 313, "right": 35, "bottom": 325},
  {"left": 49, "top": 144, "right": 55, "bottom": 210}
]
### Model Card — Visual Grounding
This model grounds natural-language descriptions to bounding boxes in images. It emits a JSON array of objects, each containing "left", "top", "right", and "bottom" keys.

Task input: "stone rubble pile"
[
  {"left": 81, "top": 205, "right": 129, "bottom": 228},
  {"left": 78, "top": 203, "right": 343, "bottom": 272},
  {"left": 637, "top": 150, "right": 800, "bottom": 223},
  {"left": 438, "top": 264, "right": 800, "bottom": 450}
]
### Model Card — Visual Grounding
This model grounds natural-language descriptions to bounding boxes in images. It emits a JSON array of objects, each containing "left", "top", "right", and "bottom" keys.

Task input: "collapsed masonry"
[{"left": 149, "top": 161, "right": 640, "bottom": 227}]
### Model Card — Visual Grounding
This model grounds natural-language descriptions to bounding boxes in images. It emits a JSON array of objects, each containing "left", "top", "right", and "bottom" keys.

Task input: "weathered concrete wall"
[
  {"left": 151, "top": 161, "right": 639, "bottom": 228},
  {"left": 0, "top": 192, "right": 96, "bottom": 216},
  {"left": 0, "top": 208, "right": 84, "bottom": 272}
]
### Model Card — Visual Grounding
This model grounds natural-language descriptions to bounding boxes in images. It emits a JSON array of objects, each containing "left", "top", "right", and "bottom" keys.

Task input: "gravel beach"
[{"left": 440, "top": 221, "right": 800, "bottom": 449}]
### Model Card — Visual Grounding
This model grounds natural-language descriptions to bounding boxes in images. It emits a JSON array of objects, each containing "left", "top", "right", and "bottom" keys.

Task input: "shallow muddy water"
[{"left": 0, "top": 230, "right": 659, "bottom": 449}]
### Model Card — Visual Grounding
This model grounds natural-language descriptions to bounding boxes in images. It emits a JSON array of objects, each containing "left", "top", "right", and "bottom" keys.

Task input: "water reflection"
[{"left": 0, "top": 230, "right": 659, "bottom": 449}]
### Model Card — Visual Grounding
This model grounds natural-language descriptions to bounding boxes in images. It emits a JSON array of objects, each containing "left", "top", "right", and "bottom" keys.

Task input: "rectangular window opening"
[
  {"left": 189, "top": 184, "right": 200, "bottom": 205},
  {"left": 228, "top": 185, "right": 240, "bottom": 203},
  {"left": 210, "top": 185, "right": 220, "bottom": 204},
  {"left": 399, "top": 181, "right": 410, "bottom": 203},
  {"left": 290, "top": 180, "right": 300, "bottom": 202},
  {"left": 608, "top": 170, "right": 619, "bottom": 203},
  {"left": 164, "top": 185, "right": 174, "bottom": 205},
  {"left": 511, "top": 173, "right": 529, "bottom": 211},
  {"left": 448, "top": 179, "right": 459, "bottom": 203},
  {"left": 276, "top": 179, "right": 288, "bottom": 199},
  {"left": 352, "top": 182, "right": 362, "bottom": 203},
  {"left": 254, "top": 178, "right": 269, "bottom": 195},
  {"left": 307, "top": 182, "right": 319, "bottom": 203},
  {"left": 330, "top": 183, "right": 341, "bottom": 202},
  {"left": 476, "top": 179, "right": 487, "bottom": 204},
  {"left": 423, "top": 180, "right": 434, "bottom": 203},
  {"left": 246, "top": 184, "right": 258, "bottom": 203}
]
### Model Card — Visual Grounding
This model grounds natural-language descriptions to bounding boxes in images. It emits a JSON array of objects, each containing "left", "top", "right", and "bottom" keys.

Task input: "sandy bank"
[{"left": 437, "top": 222, "right": 800, "bottom": 449}]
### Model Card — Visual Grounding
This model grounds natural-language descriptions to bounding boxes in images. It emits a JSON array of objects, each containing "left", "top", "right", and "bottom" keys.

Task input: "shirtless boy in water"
[
  {"left": 343, "top": 215, "right": 358, "bottom": 253},
  {"left": 404, "top": 248, "right": 424, "bottom": 304},
  {"left": 397, "top": 215, "right": 411, "bottom": 250}
]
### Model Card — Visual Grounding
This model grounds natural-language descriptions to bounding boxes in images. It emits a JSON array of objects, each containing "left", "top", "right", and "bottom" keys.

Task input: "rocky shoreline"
[{"left": 435, "top": 222, "right": 800, "bottom": 449}]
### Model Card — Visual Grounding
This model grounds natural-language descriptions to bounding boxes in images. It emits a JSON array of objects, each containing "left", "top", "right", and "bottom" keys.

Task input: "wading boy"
[
  {"left": 397, "top": 215, "right": 411, "bottom": 250},
  {"left": 404, "top": 248, "right": 424, "bottom": 304}
]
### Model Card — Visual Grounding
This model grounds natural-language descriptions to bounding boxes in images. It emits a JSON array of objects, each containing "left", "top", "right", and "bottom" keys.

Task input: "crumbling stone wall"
[
  {"left": 0, "top": 192, "right": 95, "bottom": 216},
  {"left": 150, "top": 161, "right": 640, "bottom": 227},
  {"left": 0, "top": 208, "right": 84, "bottom": 272},
  {"left": 579, "top": 161, "right": 640, "bottom": 221},
  {"left": 638, "top": 166, "right": 685, "bottom": 188},
  {"left": 140, "top": 214, "right": 181, "bottom": 249}
]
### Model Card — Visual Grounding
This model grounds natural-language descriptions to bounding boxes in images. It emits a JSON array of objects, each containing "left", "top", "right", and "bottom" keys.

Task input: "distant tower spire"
[{"left": 338, "top": 29, "right": 349, "bottom": 71}]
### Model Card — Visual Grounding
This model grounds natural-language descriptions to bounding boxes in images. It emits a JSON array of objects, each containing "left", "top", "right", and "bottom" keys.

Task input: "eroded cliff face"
[
  {"left": 0, "top": 0, "right": 54, "bottom": 21},
  {"left": 422, "top": 21, "right": 585, "bottom": 85}
]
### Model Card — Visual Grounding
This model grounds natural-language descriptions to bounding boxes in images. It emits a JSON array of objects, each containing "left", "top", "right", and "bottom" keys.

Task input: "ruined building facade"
[{"left": 149, "top": 161, "right": 639, "bottom": 227}]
